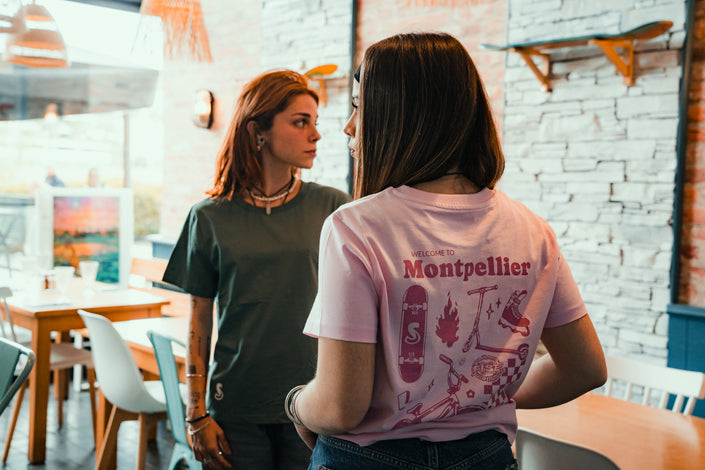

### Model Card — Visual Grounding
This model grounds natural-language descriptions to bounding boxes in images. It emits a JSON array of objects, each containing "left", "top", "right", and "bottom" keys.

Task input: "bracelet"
[
  {"left": 185, "top": 412, "right": 210, "bottom": 424},
  {"left": 186, "top": 373, "right": 206, "bottom": 378},
  {"left": 187, "top": 417, "right": 212, "bottom": 436},
  {"left": 285, "top": 385, "right": 305, "bottom": 426}
]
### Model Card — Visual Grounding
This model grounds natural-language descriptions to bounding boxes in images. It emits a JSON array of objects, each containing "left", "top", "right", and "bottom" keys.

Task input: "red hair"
[{"left": 208, "top": 70, "right": 318, "bottom": 200}]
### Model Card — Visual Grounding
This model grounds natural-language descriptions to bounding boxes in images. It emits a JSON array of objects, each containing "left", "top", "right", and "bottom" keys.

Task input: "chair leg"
[
  {"left": 87, "top": 368, "right": 98, "bottom": 447},
  {"left": 56, "top": 373, "right": 65, "bottom": 428},
  {"left": 137, "top": 414, "right": 149, "bottom": 470},
  {"left": 2, "top": 381, "right": 27, "bottom": 463},
  {"left": 137, "top": 413, "right": 161, "bottom": 470},
  {"left": 95, "top": 406, "right": 135, "bottom": 470}
]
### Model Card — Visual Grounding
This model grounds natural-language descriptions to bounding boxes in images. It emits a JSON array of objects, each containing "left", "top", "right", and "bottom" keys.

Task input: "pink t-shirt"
[{"left": 304, "top": 186, "right": 587, "bottom": 446}]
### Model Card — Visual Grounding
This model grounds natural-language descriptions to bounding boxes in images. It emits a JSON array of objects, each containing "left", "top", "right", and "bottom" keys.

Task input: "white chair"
[
  {"left": 0, "top": 211, "right": 25, "bottom": 277},
  {"left": 515, "top": 427, "right": 620, "bottom": 470},
  {"left": 604, "top": 354, "right": 705, "bottom": 415},
  {"left": 78, "top": 310, "right": 167, "bottom": 470}
]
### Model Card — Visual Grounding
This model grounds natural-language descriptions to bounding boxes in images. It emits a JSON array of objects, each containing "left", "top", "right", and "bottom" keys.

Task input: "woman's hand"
[
  {"left": 294, "top": 422, "right": 318, "bottom": 450},
  {"left": 190, "top": 417, "right": 232, "bottom": 469}
]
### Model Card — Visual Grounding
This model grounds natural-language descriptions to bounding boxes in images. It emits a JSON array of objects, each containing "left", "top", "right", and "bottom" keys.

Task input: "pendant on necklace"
[{"left": 247, "top": 175, "right": 297, "bottom": 215}]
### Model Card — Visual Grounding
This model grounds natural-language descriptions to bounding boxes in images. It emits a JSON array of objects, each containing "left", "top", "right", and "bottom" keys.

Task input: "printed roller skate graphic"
[
  {"left": 398, "top": 285, "right": 428, "bottom": 383},
  {"left": 462, "top": 285, "right": 530, "bottom": 363},
  {"left": 499, "top": 289, "right": 530, "bottom": 336},
  {"left": 435, "top": 292, "right": 460, "bottom": 347},
  {"left": 393, "top": 354, "right": 484, "bottom": 429}
]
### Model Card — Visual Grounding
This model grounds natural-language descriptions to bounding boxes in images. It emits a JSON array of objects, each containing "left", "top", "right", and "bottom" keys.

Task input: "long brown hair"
[
  {"left": 208, "top": 70, "right": 318, "bottom": 200},
  {"left": 354, "top": 32, "right": 504, "bottom": 199}
]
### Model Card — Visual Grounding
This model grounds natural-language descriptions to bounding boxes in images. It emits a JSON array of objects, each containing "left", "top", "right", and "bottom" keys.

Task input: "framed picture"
[{"left": 35, "top": 187, "right": 133, "bottom": 288}]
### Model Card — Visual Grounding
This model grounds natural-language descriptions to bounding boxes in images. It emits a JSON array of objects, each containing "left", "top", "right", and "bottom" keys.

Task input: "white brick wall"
[
  {"left": 502, "top": 0, "right": 686, "bottom": 363},
  {"left": 261, "top": 0, "right": 354, "bottom": 194}
]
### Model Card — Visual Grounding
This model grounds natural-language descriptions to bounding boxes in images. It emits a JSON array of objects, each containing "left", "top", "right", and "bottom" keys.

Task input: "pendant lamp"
[
  {"left": 139, "top": 0, "right": 212, "bottom": 62},
  {"left": 5, "top": 1, "right": 68, "bottom": 68}
]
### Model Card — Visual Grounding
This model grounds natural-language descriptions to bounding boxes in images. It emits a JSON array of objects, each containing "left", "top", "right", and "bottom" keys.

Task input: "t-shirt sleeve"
[
  {"left": 303, "top": 213, "right": 378, "bottom": 343},
  {"left": 544, "top": 252, "right": 587, "bottom": 328},
  {"left": 162, "top": 205, "right": 219, "bottom": 299}
]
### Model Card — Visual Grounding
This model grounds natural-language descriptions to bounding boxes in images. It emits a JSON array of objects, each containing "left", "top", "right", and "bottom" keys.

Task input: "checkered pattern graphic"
[{"left": 483, "top": 357, "right": 525, "bottom": 408}]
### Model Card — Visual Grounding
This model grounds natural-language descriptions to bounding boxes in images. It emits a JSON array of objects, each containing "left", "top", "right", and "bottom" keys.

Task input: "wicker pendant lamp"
[
  {"left": 139, "top": 0, "right": 212, "bottom": 62},
  {"left": 5, "top": 1, "right": 68, "bottom": 68}
]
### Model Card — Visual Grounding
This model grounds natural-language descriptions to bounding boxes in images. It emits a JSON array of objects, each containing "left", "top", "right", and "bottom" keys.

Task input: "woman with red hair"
[{"left": 164, "top": 69, "right": 350, "bottom": 469}]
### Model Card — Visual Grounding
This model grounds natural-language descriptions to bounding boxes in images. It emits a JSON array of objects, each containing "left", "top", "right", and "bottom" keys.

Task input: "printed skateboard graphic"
[{"left": 398, "top": 285, "right": 428, "bottom": 383}]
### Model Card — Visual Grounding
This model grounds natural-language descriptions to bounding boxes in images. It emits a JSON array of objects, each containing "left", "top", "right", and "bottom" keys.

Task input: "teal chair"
[
  {"left": 147, "top": 331, "right": 201, "bottom": 470},
  {"left": 0, "top": 337, "right": 35, "bottom": 416}
]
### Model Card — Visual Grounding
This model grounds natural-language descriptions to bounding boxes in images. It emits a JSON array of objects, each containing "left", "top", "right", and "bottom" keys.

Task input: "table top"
[
  {"left": 112, "top": 315, "right": 188, "bottom": 355},
  {"left": 516, "top": 391, "right": 705, "bottom": 470},
  {"left": 7, "top": 278, "right": 169, "bottom": 317}
]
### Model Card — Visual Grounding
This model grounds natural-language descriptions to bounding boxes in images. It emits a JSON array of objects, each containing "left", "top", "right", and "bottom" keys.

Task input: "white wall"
[{"left": 500, "top": 0, "right": 686, "bottom": 361}]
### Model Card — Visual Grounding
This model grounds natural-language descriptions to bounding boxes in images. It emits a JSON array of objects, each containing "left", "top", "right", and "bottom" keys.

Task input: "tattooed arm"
[{"left": 186, "top": 295, "right": 232, "bottom": 469}]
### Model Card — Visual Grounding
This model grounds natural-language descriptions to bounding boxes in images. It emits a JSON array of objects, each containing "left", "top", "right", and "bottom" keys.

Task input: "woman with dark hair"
[
  {"left": 163, "top": 69, "right": 351, "bottom": 469},
  {"left": 287, "top": 33, "right": 606, "bottom": 469}
]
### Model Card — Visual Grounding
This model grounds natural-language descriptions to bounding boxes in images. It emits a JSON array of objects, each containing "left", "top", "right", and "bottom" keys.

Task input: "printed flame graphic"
[{"left": 436, "top": 293, "right": 460, "bottom": 347}]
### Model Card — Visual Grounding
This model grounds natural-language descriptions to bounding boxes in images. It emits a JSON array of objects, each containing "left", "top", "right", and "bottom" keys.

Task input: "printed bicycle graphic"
[{"left": 393, "top": 354, "right": 484, "bottom": 429}]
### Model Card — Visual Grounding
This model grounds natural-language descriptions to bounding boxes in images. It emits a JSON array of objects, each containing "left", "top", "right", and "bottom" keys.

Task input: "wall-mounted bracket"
[
  {"left": 481, "top": 20, "right": 672, "bottom": 92},
  {"left": 304, "top": 64, "right": 338, "bottom": 107},
  {"left": 512, "top": 48, "right": 551, "bottom": 92},
  {"left": 591, "top": 39, "right": 634, "bottom": 86}
]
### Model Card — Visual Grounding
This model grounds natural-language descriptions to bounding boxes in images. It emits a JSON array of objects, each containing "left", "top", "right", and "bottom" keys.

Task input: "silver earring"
[{"left": 256, "top": 136, "right": 265, "bottom": 152}]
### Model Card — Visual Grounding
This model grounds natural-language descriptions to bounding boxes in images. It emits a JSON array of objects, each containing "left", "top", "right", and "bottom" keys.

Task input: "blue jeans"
[
  {"left": 309, "top": 430, "right": 517, "bottom": 470},
  {"left": 207, "top": 421, "right": 311, "bottom": 470}
]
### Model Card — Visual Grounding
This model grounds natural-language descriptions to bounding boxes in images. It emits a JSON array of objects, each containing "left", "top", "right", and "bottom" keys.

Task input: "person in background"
[
  {"left": 163, "top": 69, "right": 351, "bottom": 470},
  {"left": 45, "top": 166, "right": 65, "bottom": 187},
  {"left": 287, "top": 32, "right": 607, "bottom": 470}
]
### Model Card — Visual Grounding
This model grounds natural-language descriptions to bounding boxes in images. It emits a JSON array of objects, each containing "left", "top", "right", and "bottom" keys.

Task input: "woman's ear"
[{"left": 246, "top": 120, "right": 258, "bottom": 138}]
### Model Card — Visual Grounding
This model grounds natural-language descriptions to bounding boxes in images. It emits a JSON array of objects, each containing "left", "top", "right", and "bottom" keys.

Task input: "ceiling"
[{"left": 0, "top": 0, "right": 159, "bottom": 120}]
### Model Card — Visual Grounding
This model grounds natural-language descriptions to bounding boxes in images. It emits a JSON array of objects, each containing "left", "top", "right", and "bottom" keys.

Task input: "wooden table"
[
  {"left": 516, "top": 391, "right": 705, "bottom": 470},
  {"left": 111, "top": 315, "right": 188, "bottom": 380},
  {"left": 6, "top": 279, "right": 168, "bottom": 464}
]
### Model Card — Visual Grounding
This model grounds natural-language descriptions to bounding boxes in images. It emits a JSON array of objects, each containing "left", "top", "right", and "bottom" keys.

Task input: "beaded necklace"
[{"left": 247, "top": 176, "right": 297, "bottom": 215}]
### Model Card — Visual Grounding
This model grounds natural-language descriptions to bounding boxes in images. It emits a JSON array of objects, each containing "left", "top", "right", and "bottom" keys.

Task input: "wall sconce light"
[
  {"left": 5, "top": 1, "right": 68, "bottom": 68},
  {"left": 192, "top": 89, "right": 214, "bottom": 129}
]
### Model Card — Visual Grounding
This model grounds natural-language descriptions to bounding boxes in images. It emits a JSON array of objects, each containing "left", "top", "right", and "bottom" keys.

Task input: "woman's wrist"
[
  {"left": 186, "top": 412, "right": 210, "bottom": 424},
  {"left": 187, "top": 415, "right": 212, "bottom": 436},
  {"left": 285, "top": 385, "right": 306, "bottom": 426}
]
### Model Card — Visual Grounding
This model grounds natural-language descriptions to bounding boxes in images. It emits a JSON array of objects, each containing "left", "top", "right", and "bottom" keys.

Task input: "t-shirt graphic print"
[{"left": 304, "top": 186, "right": 588, "bottom": 446}]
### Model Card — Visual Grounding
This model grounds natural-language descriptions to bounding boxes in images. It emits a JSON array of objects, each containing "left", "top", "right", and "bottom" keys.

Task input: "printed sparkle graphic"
[{"left": 436, "top": 293, "right": 460, "bottom": 347}]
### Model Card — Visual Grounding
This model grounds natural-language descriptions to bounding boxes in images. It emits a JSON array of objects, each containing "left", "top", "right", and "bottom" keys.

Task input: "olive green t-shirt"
[{"left": 163, "top": 182, "right": 351, "bottom": 424}]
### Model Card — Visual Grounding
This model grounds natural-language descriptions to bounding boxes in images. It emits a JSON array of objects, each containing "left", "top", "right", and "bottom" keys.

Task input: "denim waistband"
[{"left": 315, "top": 430, "right": 516, "bottom": 470}]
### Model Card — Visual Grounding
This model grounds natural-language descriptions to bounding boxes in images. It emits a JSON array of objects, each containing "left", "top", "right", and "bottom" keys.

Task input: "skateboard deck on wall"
[
  {"left": 479, "top": 20, "right": 672, "bottom": 91},
  {"left": 479, "top": 21, "right": 672, "bottom": 52},
  {"left": 399, "top": 285, "right": 428, "bottom": 383}
]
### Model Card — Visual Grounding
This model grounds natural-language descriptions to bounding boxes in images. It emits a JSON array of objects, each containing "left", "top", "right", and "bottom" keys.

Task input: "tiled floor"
[{"left": 0, "top": 380, "right": 177, "bottom": 469}]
